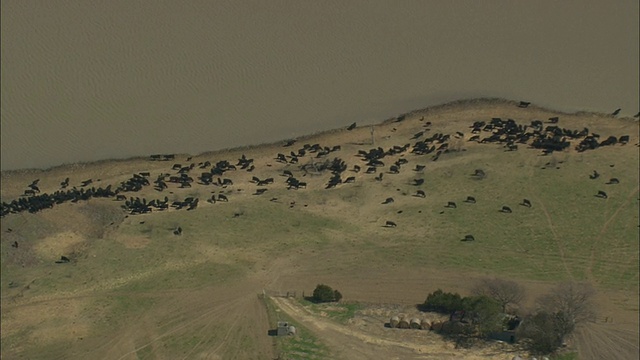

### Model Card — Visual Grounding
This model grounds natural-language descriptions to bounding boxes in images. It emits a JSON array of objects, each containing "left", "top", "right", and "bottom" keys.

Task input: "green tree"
[
  {"left": 461, "top": 295, "right": 504, "bottom": 336},
  {"left": 423, "top": 289, "right": 464, "bottom": 313},
  {"left": 312, "top": 284, "right": 340, "bottom": 303}
]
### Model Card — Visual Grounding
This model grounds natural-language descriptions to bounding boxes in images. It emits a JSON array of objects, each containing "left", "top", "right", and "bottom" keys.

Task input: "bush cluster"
[{"left": 312, "top": 284, "right": 342, "bottom": 303}]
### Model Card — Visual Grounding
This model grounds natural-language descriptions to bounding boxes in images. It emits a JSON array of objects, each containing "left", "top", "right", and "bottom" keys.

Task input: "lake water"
[{"left": 1, "top": 0, "right": 638, "bottom": 171}]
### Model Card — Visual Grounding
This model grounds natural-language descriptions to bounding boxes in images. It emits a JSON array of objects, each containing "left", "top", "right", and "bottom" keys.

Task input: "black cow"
[
  {"left": 596, "top": 190, "right": 608, "bottom": 199},
  {"left": 611, "top": 108, "right": 621, "bottom": 116},
  {"left": 345, "top": 176, "right": 356, "bottom": 183},
  {"left": 365, "top": 167, "right": 377, "bottom": 174},
  {"left": 218, "top": 194, "right": 229, "bottom": 202},
  {"left": 606, "top": 178, "right": 620, "bottom": 185},
  {"left": 382, "top": 197, "right": 394, "bottom": 204},
  {"left": 384, "top": 221, "right": 397, "bottom": 228},
  {"left": 518, "top": 101, "right": 531, "bottom": 108},
  {"left": 473, "top": 169, "right": 486, "bottom": 177},
  {"left": 589, "top": 170, "right": 600, "bottom": 179},
  {"left": 414, "top": 164, "right": 426, "bottom": 172},
  {"left": 55, "top": 256, "right": 71, "bottom": 264},
  {"left": 347, "top": 122, "right": 357, "bottom": 131},
  {"left": 413, "top": 179, "right": 424, "bottom": 186},
  {"left": 619, "top": 135, "right": 630, "bottom": 144},
  {"left": 173, "top": 226, "right": 183, "bottom": 235},
  {"left": 375, "top": 173, "right": 383, "bottom": 181},
  {"left": 388, "top": 165, "right": 400, "bottom": 174},
  {"left": 11, "top": 241, "right": 18, "bottom": 248},
  {"left": 521, "top": 199, "right": 532, "bottom": 208},
  {"left": 464, "top": 196, "right": 476, "bottom": 204},
  {"left": 254, "top": 188, "right": 268, "bottom": 195},
  {"left": 414, "top": 190, "right": 426, "bottom": 198},
  {"left": 462, "top": 235, "right": 475, "bottom": 242},
  {"left": 446, "top": 201, "right": 457, "bottom": 208},
  {"left": 500, "top": 206, "right": 512, "bottom": 213}
]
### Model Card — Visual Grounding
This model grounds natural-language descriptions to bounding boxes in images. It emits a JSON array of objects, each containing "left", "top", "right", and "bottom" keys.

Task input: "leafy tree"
[
  {"left": 334, "top": 290, "right": 343, "bottom": 302},
  {"left": 461, "top": 295, "right": 504, "bottom": 336},
  {"left": 423, "top": 289, "right": 463, "bottom": 314},
  {"left": 472, "top": 277, "right": 526, "bottom": 313},
  {"left": 312, "top": 284, "right": 341, "bottom": 303},
  {"left": 518, "top": 311, "right": 565, "bottom": 355}
]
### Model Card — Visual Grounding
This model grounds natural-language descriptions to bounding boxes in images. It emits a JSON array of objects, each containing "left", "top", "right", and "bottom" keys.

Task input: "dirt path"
[
  {"left": 271, "top": 297, "right": 517, "bottom": 360},
  {"left": 574, "top": 322, "right": 639, "bottom": 360},
  {"left": 533, "top": 196, "right": 573, "bottom": 280},
  {"left": 585, "top": 185, "right": 639, "bottom": 282}
]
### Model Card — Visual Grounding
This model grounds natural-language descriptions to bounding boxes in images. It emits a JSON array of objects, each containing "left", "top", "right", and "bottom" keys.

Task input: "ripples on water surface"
[{"left": 1, "top": 1, "right": 638, "bottom": 170}]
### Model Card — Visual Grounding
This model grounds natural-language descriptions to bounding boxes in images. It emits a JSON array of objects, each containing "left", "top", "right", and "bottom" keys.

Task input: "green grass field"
[{"left": 1, "top": 102, "right": 638, "bottom": 359}]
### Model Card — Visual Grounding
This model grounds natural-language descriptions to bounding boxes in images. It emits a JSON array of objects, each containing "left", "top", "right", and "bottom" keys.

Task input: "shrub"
[
  {"left": 312, "top": 284, "right": 341, "bottom": 303},
  {"left": 423, "top": 289, "right": 463, "bottom": 314}
]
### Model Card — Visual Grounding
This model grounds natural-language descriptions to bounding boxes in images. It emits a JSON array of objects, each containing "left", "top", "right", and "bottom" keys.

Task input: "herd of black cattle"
[{"left": 1, "top": 112, "right": 633, "bottom": 236}]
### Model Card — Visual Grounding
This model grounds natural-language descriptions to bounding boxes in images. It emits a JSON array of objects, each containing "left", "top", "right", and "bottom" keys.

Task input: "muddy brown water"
[{"left": 1, "top": 0, "right": 638, "bottom": 171}]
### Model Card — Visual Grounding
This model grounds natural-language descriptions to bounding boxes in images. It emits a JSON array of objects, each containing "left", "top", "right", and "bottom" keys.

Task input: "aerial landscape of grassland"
[{"left": 1, "top": 99, "right": 638, "bottom": 359}]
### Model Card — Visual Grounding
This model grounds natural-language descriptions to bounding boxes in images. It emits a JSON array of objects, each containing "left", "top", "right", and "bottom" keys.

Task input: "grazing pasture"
[{"left": 1, "top": 99, "right": 638, "bottom": 359}]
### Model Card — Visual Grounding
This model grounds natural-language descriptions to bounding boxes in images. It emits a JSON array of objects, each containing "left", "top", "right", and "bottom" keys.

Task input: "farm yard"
[{"left": 1, "top": 99, "right": 638, "bottom": 359}]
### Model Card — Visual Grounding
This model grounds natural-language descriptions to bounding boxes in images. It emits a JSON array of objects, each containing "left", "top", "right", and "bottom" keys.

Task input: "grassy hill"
[{"left": 1, "top": 99, "right": 638, "bottom": 359}]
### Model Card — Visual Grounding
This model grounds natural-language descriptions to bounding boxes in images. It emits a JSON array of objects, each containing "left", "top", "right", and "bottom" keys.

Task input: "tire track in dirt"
[
  {"left": 533, "top": 196, "right": 573, "bottom": 280},
  {"left": 574, "top": 322, "right": 639, "bottom": 360},
  {"left": 585, "top": 185, "right": 639, "bottom": 282}
]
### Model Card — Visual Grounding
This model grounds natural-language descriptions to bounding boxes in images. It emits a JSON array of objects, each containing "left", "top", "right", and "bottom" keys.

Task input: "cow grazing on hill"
[
  {"left": 414, "top": 164, "right": 426, "bottom": 172},
  {"left": 446, "top": 202, "right": 457, "bottom": 208},
  {"left": 382, "top": 197, "right": 394, "bottom": 204},
  {"left": 596, "top": 191, "right": 608, "bottom": 199},
  {"left": 521, "top": 199, "right": 532, "bottom": 208},
  {"left": 619, "top": 135, "right": 630, "bottom": 144},
  {"left": 55, "top": 256, "right": 71, "bottom": 264},
  {"left": 413, "top": 179, "right": 424, "bottom": 186},
  {"left": 500, "top": 206, "right": 513, "bottom": 213},
  {"left": 589, "top": 170, "right": 600, "bottom": 179},
  {"left": 518, "top": 101, "right": 531, "bottom": 108},
  {"left": 464, "top": 196, "right": 476, "bottom": 204},
  {"left": 462, "top": 235, "right": 475, "bottom": 242},
  {"left": 384, "top": 221, "right": 397, "bottom": 228},
  {"left": 414, "top": 190, "right": 426, "bottom": 198},
  {"left": 347, "top": 122, "right": 356, "bottom": 131},
  {"left": 473, "top": 169, "right": 486, "bottom": 178},
  {"left": 606, "top": 178, "right": 620, "bottom": 185}
]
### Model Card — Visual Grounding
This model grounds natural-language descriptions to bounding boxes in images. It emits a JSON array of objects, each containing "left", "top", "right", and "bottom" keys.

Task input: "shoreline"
[{"left": 1, "top": 97, "right": 636, "bottom": 176}]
